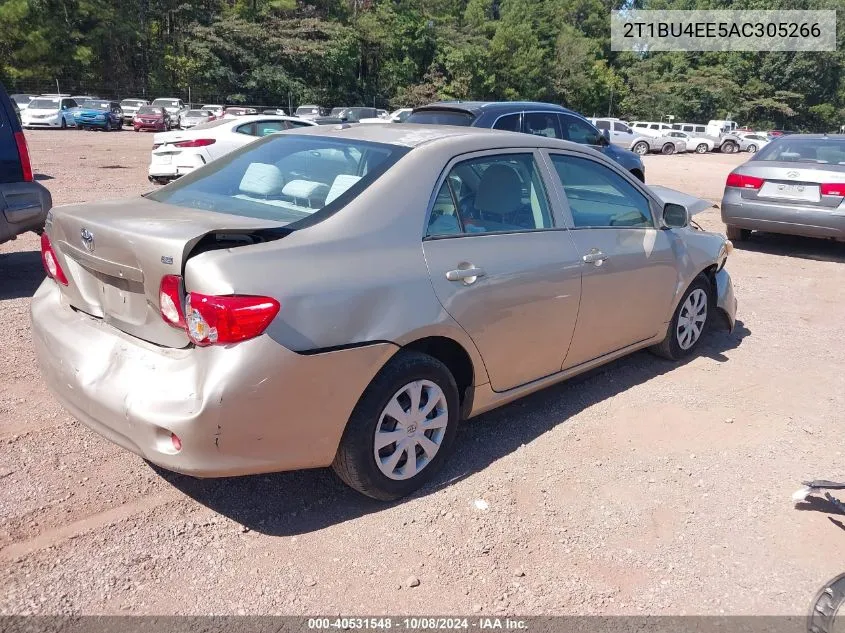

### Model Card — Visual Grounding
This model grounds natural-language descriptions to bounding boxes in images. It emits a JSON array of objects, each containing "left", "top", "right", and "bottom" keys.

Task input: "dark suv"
[
  {"left": 0, "top": 82, "right": 52, "bottom": 245},
  {"left": 406, "top": 101, "right": 645, "bottom": 182}
]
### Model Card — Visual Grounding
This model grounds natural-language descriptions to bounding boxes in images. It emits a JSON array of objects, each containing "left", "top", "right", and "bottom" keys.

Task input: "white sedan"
[
  {"left": 148, "top": 115, "right": 318, "bottom": 183},
  {"left": 666, "top": 130, "right": 715, "bottom": 154}
]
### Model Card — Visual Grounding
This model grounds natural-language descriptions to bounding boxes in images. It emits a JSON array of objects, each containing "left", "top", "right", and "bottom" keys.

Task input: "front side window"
[
  {"left": 559, "top": 115, "right": 602, "bottom": 145},
  {"left": 613, "top": 122, "right": 630, "bottom": 133},
  {"left": 549, "top": 154, "right": 653, "bottom": 229},
  {"left": 426, "top": 153, "right": 553, "bottom": 237},
  {"left": 146, "top": 135, "right": 407, "bottom": 226}
]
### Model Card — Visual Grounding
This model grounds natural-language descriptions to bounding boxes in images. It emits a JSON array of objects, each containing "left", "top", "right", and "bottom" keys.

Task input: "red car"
[{"left": 133, "top": 106, "right": 172, "bottom": 132}]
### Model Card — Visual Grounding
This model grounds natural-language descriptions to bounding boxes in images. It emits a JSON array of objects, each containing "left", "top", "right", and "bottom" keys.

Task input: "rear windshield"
[
  {"left": 296, "top": 107, "right": 319, "bottom": 115},
  {"left": 190, "top": 119, "right": 229, "bottom": 131},
  {"left": 405, "top": 110, "right": 475, "bottom": 126},
  {"left": 29, "top": 99, "right": 60, "bottom": 109},
  {"left": 754, "top": 138, "right": 845, "bottom": 164},
  {"left": 146, "top": 135, "right": 409, "bottom": 226},
  {"left": 137, "top": 106, "right": 160, "bottom": 114}
]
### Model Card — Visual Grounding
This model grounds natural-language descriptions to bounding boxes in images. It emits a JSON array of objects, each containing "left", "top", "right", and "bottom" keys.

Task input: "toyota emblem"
[{"left": 80, "top": 228, "right": 95, "bottom": 253}]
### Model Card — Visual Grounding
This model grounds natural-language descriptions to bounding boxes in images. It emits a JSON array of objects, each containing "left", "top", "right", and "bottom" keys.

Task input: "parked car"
[
  {"left": 20, "top": 96, "right": 78, "bottom": 129},
  {"left": 201, "top": 105, "right": 225, "bottom": 119},
  {"left": 181, "top": 109, "right": 214, "bottom": 128},
  {"left": 590, "top": 118, "right": 685, "bottom": 155},
  {"left": 0, "top": 82, "right": 52, "bottom": 245},
  {"left": 133, "top": 105, "right": 172, "bottom": 132},
  {"left": 32, "top": 124, "right": 736, "bottom": 500},
  {"left": 223, "top": 106, "right": 252, "bottom": 118},
  {"left": 294, "top": 104, "right": 325, "bottom": 119},
  {"left": 630, "top": 121, "right": 676, "bottom": 137},
  {"left": 151, "top": 98, "right": 189, "bottom": 128},
  {"left": 147, "top": 114, "right": 318, "bottom": 183},
  {"left": 73, "top": 100, "right": 123, "bottom": 131},
  {"left": 120, "top": 98, "right": 149, "bottom": 125},
  {"left": 739, "top": 133, "right": 770, "bottom": 153},
  {"left": 666, "top": 130, "right": 714, "bottom": 154},
  {"left": 70, "top": 95, "right": 98, "bottom": 103},
  {"left": 769, "top": 130, "right": 797, "bottom": 137},
  {"left": 408, "top": 102, "right": 646, "bottom": 181},
  {"left": 315, "top": 107, "right": 379, "bottom": 124},
  {"left": 721, "top": 134, "right": 845, "bottom": 242},
  {"left": 10, "top": 94, "right": 35, "bottom": 110},
  {"left": 672, "top": 122, "right": 709, "bottom": 135},
  {"left": 262, "top": 108, "right": 287, "bottom": 115}
]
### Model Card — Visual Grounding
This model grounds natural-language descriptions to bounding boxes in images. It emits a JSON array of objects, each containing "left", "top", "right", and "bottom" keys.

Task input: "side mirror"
[{"left": 663, "top": 203, "right": 689, "bottom": 228}]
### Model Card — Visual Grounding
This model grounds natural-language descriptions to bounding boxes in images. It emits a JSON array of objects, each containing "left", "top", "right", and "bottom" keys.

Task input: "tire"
[
  {"left": 104, "top": 120, "right": 112, "bottom": 132},
  {"left": 632, "top": 141, "right": 649, "bottom": 155},
  {"left": 650, "top": 275, "right": 712, "bottom": 361},
  {"left": 332, "top": 351, "right": 460, "bottom": 501},
  {"left": 695, "top": 143, "right": 709, "bottom": 154},
  {"left": 725, "top": 225, "right": 751, "bottom": 241},
  {"left": 661, "top": 143, "right": 675, "bottom": 155},
  {"left": 60, "top": 117, "right": 67, "bottom": 130},
  {"left": 721, "top": 141, "right": 737, "bottom": 154},
  {"left": 746, "top": 144, "right": 757, "bottom": 153}
]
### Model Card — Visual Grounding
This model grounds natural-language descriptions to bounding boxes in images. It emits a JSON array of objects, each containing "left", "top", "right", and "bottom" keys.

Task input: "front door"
[
  {"left": 422, "top": 151, "right": 582, "bottom": 392},
  {"left": 545, "top": 151, "right": 678, "bottom": 369}
]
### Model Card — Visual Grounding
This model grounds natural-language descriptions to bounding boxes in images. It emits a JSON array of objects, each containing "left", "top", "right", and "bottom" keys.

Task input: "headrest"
[
  {"left": 475, "top": 164, "right": 522, "bottom": 216},
  {"left": 239, "top": 163, "right": 285, "bottom": 197}
]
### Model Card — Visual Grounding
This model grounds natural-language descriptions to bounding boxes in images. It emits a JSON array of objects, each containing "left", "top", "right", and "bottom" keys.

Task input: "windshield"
[
  {"left": 121, "top": 100, "right": 145, "bottom": 107},
  {"left": 754, "top": 138, "right": 845, "bottom": 164},
  {"left": 152, "top": 99, "right": 179, "bottom": 107},
  {"left": 85, "top": 102, "right": 111, "bottom": 111},
  {"left": 29, "top": 99, "right": 60, "bottom": 110},
  {"left": 405, "top": 110, "right": 475, "bottom": 126},
  {"left": 146, "top": 135, "right": 408, "bottom": 225},
  {"left": 137, "top": 106, "right": 161, "bottom": 115},
  {"left": 296, "top": 106, "right": 319, "bottom": 115},
  {"left": 187, "top": 110, "right": 208, "bottom": 117}
]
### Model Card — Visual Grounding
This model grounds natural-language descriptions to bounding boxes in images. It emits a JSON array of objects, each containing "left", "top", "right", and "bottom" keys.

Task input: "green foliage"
[{"left": 0, "top": 0, "right": 842, "bottom": 130}]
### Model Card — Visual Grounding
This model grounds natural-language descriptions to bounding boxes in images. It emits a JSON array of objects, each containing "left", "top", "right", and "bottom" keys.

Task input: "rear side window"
[
  {"left": 493, "top": 113, "right": 521, "bottom": 132},
  {"left": 146, "top": 135, "right": 408, "bottom": 226},
  {"left": 405, "top": 110, "right": 475, "bottom": 126},
  {"left": 426, "top": 153, "right": 553, "bottom": 237},
  {"left": 550, "top": 154, "right": 653, "bottom": 229},
  {"left": 235, "top": 122, "right": 255, "bottom": 135}
]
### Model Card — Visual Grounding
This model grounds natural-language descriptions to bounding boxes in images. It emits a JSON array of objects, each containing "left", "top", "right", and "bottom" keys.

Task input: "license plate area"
[{"left": 759, "top": 181, "right": 820, "bottom": 202}]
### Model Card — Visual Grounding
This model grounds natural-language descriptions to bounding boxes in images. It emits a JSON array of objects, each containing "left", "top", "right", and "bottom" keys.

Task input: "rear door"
[
  {"left": 544, "top": 150, "right": 677, "bottom": 369},
  {"left": 422, "top": 150, "right": 582, "bottom": 392}
]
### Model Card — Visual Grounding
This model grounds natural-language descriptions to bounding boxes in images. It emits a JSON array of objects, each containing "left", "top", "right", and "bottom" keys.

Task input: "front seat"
[{"left": 469, "top": 164, "right": 524, "bottom": 227}]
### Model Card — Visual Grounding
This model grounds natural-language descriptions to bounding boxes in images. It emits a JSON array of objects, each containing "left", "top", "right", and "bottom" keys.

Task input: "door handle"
[
  {"left": 582, "top": 250, "right": 608, "bottom": 266},
  {"left": 446, "top": 266, "right": 486, "bottom": 284}
]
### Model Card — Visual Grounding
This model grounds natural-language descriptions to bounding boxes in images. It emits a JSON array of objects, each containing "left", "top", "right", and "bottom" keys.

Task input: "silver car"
[
  {"left": 590, "top": 118, "right": 686, "bottom": 155},
  {"left": 32, "top": 125, "right": 737, "bottom": 500},
  {"left": 181, "top": 109, "right": 214, "bottom": 128},
  {"left": 721, "top": 134, "right": 845, "bottom": 242}
]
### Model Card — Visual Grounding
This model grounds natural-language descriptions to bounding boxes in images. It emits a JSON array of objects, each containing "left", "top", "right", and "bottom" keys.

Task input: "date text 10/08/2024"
[{"left": 307, "top": 617, "right": 529, "bottom": 630}]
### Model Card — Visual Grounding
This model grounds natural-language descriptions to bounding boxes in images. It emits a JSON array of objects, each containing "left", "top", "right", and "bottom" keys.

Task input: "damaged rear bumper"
[{"left": 31, "top": 280, "right": 397, "bottom": 477}]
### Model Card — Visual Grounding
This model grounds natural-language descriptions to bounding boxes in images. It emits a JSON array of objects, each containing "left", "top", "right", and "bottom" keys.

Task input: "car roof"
[
  {"left": 413, "top": 101, "right": 575, "bottom": 116},
  {"left": 282, "top": 122, "right": 596, "bottom": 152},
  {"left": 772, "top": 133, "right": 845, "bottom": 139}
]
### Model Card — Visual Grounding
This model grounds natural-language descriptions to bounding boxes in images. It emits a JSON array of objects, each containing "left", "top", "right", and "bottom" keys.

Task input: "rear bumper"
[
  {"left": 31, "top": 281, "right": 398, "bottom": 477},
  {"left": 148, "top": 150, "right": 209, "bottom": 178},
  {"left": 0, "top": 180, "right": 52, "bottom": 244},
  {"left": 721, "top": 190, "right": 845, "bottom": 240},
  {"left": 714, "top": 268, "right": 737, "bottom": 331},
  {"left": 134, "top": 123, "right": 167, "bottom": 131}
]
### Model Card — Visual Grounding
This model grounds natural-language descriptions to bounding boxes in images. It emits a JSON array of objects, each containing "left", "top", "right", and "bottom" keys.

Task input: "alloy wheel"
[
  {"left": 373, "top": 380, "right": 448, "bottom": 481},
  {"left": 676, "top": 288, "right": 708, "bottom": 350}
]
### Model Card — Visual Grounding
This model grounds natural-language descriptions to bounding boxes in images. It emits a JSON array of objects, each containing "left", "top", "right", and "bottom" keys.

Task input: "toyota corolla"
[{"left": 31, "top": 124, "right": 736, "bottom": 500}]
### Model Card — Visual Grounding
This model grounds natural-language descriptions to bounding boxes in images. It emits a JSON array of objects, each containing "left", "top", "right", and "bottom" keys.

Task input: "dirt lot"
[{"left": 1, "top": 129, "right": 843, "bottom": 616}]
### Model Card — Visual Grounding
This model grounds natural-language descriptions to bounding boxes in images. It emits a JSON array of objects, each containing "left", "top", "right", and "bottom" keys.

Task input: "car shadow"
[
  {"left": 155, "top": 321, "right": 750, "bottom": 537},
  {"left": 734, "top": 233, "right": 845, "bottom": 263},
  {"left": 0, "top": 249, "right": 44, "bottom": 300},
  {"left": 34, "top": 173, "right": 54, "bottom": 181}
]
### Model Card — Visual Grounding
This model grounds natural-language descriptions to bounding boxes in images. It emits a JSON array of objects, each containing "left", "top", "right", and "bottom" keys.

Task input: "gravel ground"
[{"left": 1, "top": 129, "right": 843, "bottom": 616}]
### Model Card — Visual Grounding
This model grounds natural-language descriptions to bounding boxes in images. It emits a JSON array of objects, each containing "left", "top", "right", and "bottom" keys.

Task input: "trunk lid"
[
  {"left": 738, "top": 162, "right": 845, "bottom": 208},
  {"left": 48, "top": 196, "right": 285, "bottom": 347}
]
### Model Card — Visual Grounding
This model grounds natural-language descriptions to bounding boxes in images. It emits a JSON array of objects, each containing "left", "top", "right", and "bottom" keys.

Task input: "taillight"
[
  {"left": 726, "top": 173, "right": 764, "bottom": 190},
  {"left": 159, "top": 275, "right": 186, "bottom": 328},
  {"left": 14, "top": 131, "right": 33, "bottom": 182},
  {"left": 820, "top": 183, "right": 845, "bottom": 197},
  {"left": 173, "top": 138, "right": 216, "bottom": 148},
  {"left": 185, "top": 293, "right": 279, "bottom": 346},
  {"left": 40, "top": 233, "right": 68, "bottom": 285}
]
